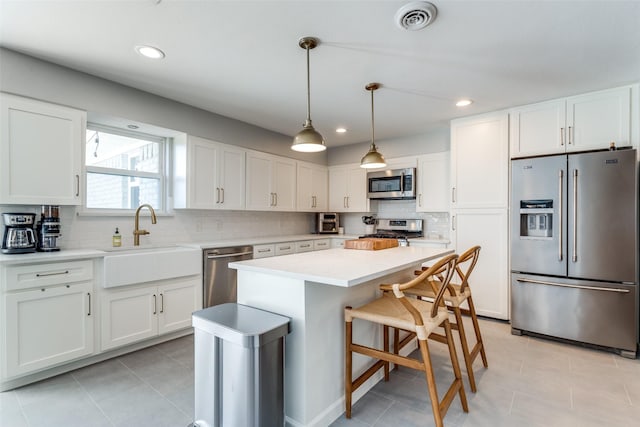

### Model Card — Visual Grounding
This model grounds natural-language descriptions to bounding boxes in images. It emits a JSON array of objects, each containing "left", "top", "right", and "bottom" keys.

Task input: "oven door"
[{"left": 367, "top": 168, "right": 416, "bottom": 199}]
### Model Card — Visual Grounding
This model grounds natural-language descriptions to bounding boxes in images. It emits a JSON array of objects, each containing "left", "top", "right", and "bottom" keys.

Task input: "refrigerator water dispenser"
[{"left": 519, "top": 200, "right": 553, "bottom": 239}]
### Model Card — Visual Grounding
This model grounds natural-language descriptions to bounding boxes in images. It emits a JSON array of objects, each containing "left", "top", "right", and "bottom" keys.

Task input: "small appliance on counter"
[
  {"left": 1, "top": 213, "right": 37, "bottom": 254},
  {"left": 317, "top": 212, "right": 339, "bottom": 234},
  {"left": 36, "top": 205, "right": 61, "bottom": 252}
]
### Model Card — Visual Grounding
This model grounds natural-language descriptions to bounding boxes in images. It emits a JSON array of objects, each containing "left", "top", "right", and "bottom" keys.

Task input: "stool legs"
[
  {"left": 345, "top": 317, "right": 353, "bottom": 418},
  {"left": 467, "top": 296, "right": 489, "bottom": 368}
]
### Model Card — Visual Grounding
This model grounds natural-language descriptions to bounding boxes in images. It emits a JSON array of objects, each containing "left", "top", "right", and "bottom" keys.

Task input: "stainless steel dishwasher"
[{"left": 203, "top": 245, "right": 253, "bottom": 308}]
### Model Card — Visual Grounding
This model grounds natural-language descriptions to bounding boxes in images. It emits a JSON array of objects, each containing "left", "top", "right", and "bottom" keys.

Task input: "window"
[{"left": 85, "top": 124, "right": 167, "bottom": 212}]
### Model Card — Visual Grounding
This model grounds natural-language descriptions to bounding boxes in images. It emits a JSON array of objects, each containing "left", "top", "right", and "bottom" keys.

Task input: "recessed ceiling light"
[
  {"left": 456, "top": 99, "right": 473, "bottom": 107},
  {"left": 336, "top": 127, "right": 347, "bottom": 133},
  {"left": 135, "top": 45, "right": 165, "bottom": 59},
  {"left": 127, "top": 124, "right": 139, "bottom": 129}
]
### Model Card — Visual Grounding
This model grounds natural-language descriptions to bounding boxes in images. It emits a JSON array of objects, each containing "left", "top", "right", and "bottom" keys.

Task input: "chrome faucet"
[{"left": 133, "top": 204, "right": 157, "bottom": 246}]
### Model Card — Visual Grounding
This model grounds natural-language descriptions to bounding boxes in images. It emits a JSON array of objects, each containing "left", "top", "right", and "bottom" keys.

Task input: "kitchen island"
[{"left": 229, "top": 245, "right": 453, "bottom": 427}]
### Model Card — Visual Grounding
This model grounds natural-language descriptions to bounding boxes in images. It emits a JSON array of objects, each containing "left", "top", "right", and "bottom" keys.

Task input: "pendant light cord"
[
  {"left": 305, "top": 44, "right": 311, "bottom": 123},
  {"left": 370, "top": 87, "right": 376, "bottom": 148}
]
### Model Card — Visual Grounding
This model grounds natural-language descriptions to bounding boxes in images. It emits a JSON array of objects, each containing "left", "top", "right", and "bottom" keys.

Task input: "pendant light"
[
  {"left": 291, "top": 37, "right": 326, "bottom": 152},
  {"left": 360, "top": 83, "right": 387, "bottom": 168}
]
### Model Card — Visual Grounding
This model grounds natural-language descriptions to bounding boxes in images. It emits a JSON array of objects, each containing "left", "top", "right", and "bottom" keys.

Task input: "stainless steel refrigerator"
[{"left": 511, "top": 149, "right": 638, "bottom": 357}]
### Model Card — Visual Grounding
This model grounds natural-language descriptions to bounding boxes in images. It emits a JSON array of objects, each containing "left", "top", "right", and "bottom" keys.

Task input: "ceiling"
[{"left": 1, "top": 0, "right": 639, "bottom": 148}]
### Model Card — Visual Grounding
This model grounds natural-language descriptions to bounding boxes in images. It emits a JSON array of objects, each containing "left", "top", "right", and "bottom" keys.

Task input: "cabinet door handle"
[
  {"left": 346, "top": 196, "right": 349, "bottom": 208},
  {"left": 343, "top": 196, "right": 347, "bottom": 208},
  {"left": 75, "top": 174, "right": 80, "bottom": 197},
  {"left": 160, "top": 293, "right": 164, "bottom": 313},
  {"left": 451, "top": 187, "right": 456, "bottom": 203},
  {"left": 560, "top": 127, "right": 565, "bottom": 146},
  {"left": 451, "top": 215, "right": 456, "bottom": 231},
  {"left": 568, "top": 126, "right": 573, "bottom": 145},
  {"left": 312, "top": 195, "right": 316, "bottom": 208},
  {"left": 216, "top": 188, "right": 220, "bottom": 203},
  {"left": 153, "top": 294, "right": 157, "bottom": 315},
  {"left": 220, "top": 188, "right": 224, "bottom": 204},
  {"left": 274, "top": 193, "right": 278, "bottom": 206},
  {"left": 36, "top": 270, "right": 69, "bottom": 277},
  {"left": 418, "top": 193, "right": 422, "bottom": 207},
  {"left": 87, "top": 292, "right": 91, "bottom": 316}
]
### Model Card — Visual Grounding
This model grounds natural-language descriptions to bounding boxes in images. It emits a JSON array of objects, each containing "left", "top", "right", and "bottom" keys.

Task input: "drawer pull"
[
  {"left": 258, "top": 249, "right": 271, "bottom": 253},
  {"left": 36, "top": 270, "right": 70, "bottom": 277}
]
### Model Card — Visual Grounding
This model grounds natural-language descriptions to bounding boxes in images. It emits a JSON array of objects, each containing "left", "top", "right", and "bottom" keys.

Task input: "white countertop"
[
  {"left": 0, "top": 249, "right": 107, "bottom": 264},
  {"left": 0, "top": 234, "right": 450, "bottom": 264},
  {"left": 229, "top": 246, "right": 453, "bottom": 287}
]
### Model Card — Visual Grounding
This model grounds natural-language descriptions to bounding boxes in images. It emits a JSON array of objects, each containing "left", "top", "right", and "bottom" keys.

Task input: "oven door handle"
[{"left": 516, "top": 278, "right": 630, "bottom": 293}]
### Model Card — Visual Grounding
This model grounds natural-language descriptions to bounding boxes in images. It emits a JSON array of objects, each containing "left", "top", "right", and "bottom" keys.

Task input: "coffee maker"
[
  {"left": 1, "top": 213, "right": 37, "bottom": 254},
  {"left": 36, "top": 205, "right": 61, "bottom": 252}
]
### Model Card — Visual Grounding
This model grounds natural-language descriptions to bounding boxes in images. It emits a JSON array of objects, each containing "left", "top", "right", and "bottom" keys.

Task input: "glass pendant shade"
[
  {"left": 360, "top": 82, "right": 386, "bottom": 169},
  {"left": 292, "top": 37, "right": 326, "bottom": 152}
]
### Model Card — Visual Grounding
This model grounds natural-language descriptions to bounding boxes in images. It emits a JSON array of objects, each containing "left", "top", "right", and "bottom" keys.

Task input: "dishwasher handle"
[{"left": 206, "top": 250, "right": 254, "bottom": 259}]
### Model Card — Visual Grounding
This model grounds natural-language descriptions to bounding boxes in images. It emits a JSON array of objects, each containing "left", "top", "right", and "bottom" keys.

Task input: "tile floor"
[{"left": 1, "top": 318, "right": 639, "bottom": 427}]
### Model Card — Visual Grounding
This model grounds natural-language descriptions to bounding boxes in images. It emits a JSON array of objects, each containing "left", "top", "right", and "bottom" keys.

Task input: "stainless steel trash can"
[{"left": 191, "top": 303, "right": 290, "bottom": 427}]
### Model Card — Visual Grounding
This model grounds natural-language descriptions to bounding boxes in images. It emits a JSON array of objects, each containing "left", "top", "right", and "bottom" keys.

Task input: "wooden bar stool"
[
  {"left": 404, "top": 246, "right": 488, "bottom": 393},
  {"left": 344, "top": 254, "right": 468, "bottom": 427}
]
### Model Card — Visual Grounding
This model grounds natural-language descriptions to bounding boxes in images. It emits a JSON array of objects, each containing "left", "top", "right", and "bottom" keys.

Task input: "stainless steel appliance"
[
  {"left": 317, "top": 212, "right": 339, "bottom": 234},
  {"left": 360, "top": 218, "right": 423, "bottom": 246},
  {"left": 367, "top": 167, "right": 416, "bottom": 200},
  {"left": 203, "top": 246, "right": 253, "bottom": 308},
  {"left": 36, "top": 205, "right": 61, "bottom": 252},
  {"left": 511, "top": 149, "right": 638, "bottom": 357},
  {"left": 1, "top": 213, "right": 37, "bottom": 254}
]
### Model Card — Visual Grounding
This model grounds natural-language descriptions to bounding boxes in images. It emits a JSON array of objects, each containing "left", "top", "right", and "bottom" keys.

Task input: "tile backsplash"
[{"left": 0, "top": 205, "right": 315, "bottom": 249}]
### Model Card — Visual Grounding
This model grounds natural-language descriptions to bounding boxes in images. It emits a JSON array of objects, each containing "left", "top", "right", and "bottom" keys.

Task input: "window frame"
[{"left": 82, "top": 123, "right": 169, "bottom": 215}]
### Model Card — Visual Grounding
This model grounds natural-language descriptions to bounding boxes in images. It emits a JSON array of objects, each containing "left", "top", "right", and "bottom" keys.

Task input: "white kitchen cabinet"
[
  {"left": 246, "top": 151, "right": 296, "bottom": 211},
  {"left": 331, "top": 238, "right": 348, "bottom": 248},
  {"left": 100, "top": 277, "right": 197, "bottom": 351},
  {"left": 450, "top": 209, "right": 509, "bottom": 320},
  {"left": 417, "top": 151, "right": 450, "bottom": 212},
  {"left": 313, "top": 239, "right": 330, "bottom": 251},
  {"left": 253, "top": 244, "right": 275, "bottom": 259},
  {"left": 450, "top": 111, "right": 510, "bottom": 321},
  {"left": 296, "top": 161, "right": 328, "bottom": 212},
  {"left": 328, "top": 164, "right": 369, "bottom": 212},
  {"left": 2, "top": 260, "right": 94, "bottom": 378},
  {"left": 451, "top": 112, "right": 509, "bottom": 209},
  {"left": 275, "top": 241, "right": 296, "bottom": 256},
  {"left": 510, "top": 85, "right": 637, "bottom": 158},
  {"left": 173, "top": 135, "right": 246, "bottom": 210},
  {"left": 0, "top": 92, "right": 84, "bottom": 205},
  {"left": 295, "top": 240, "right": 314, "bottom": 253}
]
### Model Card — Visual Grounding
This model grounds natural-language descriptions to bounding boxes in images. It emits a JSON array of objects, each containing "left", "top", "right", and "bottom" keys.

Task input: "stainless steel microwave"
[{"left": 367, "top": 168, "right": 416, "bottom": 200}]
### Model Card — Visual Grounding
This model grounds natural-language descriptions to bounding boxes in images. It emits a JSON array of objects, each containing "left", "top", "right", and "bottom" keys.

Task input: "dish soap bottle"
[{"left": 112, "top": 228, "right": 122, "bottom": 247}]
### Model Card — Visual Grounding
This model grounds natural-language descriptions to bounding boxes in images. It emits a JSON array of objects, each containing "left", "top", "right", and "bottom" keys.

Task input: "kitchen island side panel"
[{"left": 236, "top": 267, "right": 417, "bottom": 427}]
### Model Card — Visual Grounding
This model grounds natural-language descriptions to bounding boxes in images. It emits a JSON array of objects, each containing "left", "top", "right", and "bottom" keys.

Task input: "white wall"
[{"left": 327, "top": 127, "right": 449, "bottom": 166}]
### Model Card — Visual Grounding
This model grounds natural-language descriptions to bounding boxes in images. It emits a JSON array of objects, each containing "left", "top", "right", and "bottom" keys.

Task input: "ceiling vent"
[{"left": 394, "top": 1, "right": 438, "bottom": 31}]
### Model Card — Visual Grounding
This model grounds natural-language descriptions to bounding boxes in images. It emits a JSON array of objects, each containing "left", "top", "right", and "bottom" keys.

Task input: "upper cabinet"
[
  {"left": 173, "top": 135, "right": 246, "bottom": 210},
  {"left": 246, "top": 151, "right": 296, "bottom": 211},
  {"left": 0, "top": 93, "right": 84, "bottom": 205},
  {"left": 451, "top": 112, "right": 509, "bottom": 209},
  {"left": 417, "top": 151, "right": 449, "bottom": 212},
  {"left": 296, "top": 161, "right": 328, "bottom": 212},
  {"left": 510, "top": 85, "right": 638, "bottom": 158},
  {"left": 328, "top": 164, "right": 369, "bottom": 212}
]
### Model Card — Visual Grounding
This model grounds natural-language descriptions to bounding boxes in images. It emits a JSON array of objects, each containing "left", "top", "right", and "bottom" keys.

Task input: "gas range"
[{"left": 360, "top": 219, "right": 423, "bottom": 246}]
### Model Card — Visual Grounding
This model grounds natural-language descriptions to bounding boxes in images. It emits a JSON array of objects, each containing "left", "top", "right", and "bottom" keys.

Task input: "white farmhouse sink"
[{"left": 102, "top": 246, "right": 201, "bottom": 288}]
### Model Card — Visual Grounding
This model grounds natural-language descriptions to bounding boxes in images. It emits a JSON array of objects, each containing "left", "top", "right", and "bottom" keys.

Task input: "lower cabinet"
[
  {"left": 4, "top": 281, "right": 94, "bottom": 378},
  {"left": 100, "top": 277, "right": 198, "bottom": 351},
  {"left": 450, "top": 208, "right": 509, "bottom": 320}
]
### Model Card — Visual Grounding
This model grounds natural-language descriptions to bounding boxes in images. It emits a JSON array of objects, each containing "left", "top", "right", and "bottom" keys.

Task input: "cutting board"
[{"left": 344, "top": 238, "right": 399, "bottom": 250}]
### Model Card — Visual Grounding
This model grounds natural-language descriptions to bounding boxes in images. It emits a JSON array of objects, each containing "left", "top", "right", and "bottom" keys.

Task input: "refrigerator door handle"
[
  {"left": 558, "top": 169, "right": 563, "bottom": 261},
  {"left": 516, "top": 278, "right": 630, "bottom": 293},
  {"left": 572, "top": 169, "right": 578, "bottom": 262}
]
